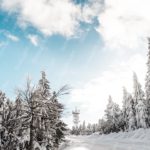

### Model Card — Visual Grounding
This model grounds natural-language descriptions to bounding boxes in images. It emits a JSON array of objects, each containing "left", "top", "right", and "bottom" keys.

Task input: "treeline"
[
  {"left": 71, "top": 120, "right": 101, "bottom": 135},
  {"left": 0, "top": 71, "right": 68, "bottom": 150},
  {"left": 72, "top": 40, "right": 150, "bottom": 135}
]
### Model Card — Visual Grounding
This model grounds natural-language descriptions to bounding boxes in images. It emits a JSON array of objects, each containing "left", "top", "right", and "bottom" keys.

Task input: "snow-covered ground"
[{"left": 59, "top": 129, "right": 150, "bottom": 150}]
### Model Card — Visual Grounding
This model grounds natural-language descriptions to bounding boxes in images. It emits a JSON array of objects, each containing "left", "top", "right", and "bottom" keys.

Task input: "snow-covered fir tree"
[
  {"left": 81, "top": 120, "right": 86, "bottom": 135},
  {"left": 133, "top": 72, "right": 148, "bottom": 128},
  {"left": 111, "top": 101, "right": 121, "bottom": 131},
  {"left": 38, "top": 71, "right": 51, "bottom": 98},
  {"left": 82, "top": 121, "right": 86, "bottom": 132},
  {"left": 97, "top": 119, "right": 105, "bottom": 134},
  {"left": 50, "top": 91, "right": 68, "bottom": 149},
  {"left": 135, "top": 99, "right": 149, "bottom": 128},
  {"left": 122, "top": 87, "right": 129, "bottom": 130},
  {"left": 145, "top": 38, "right": 150, "bottom": 126},
  {"left": 133, "top": 72, "right": 144, "bottom": 106},
  {"left": 104, "top": 96, "right": 121, "bottom": 133},
  {"left": 127, "top": 94, "right": 136, "bottom": 131},
  {"left": 35, "top": 71, "right": 52, "bottom": 148},
  {"left": 0, "top": 91, "right": 5, "bottom": 128},
  {"left": 87, "top": 123, "right": 93, "bottom": 134}
]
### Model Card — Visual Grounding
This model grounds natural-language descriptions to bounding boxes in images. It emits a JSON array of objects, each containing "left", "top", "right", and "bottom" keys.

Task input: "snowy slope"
[{"left": 59, "top": 129, "right": 150, "bottom": 150}]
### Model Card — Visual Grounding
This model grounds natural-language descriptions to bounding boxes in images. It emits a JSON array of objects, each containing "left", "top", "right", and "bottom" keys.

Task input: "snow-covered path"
[{"left": 59, "top": 129, "right": 150, "bottom": 150}]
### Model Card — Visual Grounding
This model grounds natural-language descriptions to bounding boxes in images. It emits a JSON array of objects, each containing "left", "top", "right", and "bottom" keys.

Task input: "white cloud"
[
  {"left": 0, "top": 0, "right": 82, "bottom": 37},
  {"left": 0, "top": 0, "right": 104, "bottom": 37},
  {"left": 6, "top": 33, "right": 19, "bottom": 42},
  {"left": 81, "top": 0, "right": 103, "bottom": 23},
  {"left": 2, "top": 0, "right": 149, "bottom": 47},
  {"left": 27, "top": 34, "right": 39, "bottom": 46},
  {"left": 96, "top": 0, "right": 150, "bottom": 50},
  {"left": 69, "top": 54, "right": 146, "bottom": 125}
]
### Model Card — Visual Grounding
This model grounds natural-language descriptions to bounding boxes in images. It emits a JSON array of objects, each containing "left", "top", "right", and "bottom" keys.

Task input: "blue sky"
[
  {"left": 0, "top": 7, "right": 101, "bottom": 95},
  {"left": 0, "top": 0, "right": 149, "bottom": 126}
]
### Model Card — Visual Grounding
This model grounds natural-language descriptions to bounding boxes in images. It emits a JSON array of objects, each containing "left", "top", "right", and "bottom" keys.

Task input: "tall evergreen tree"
[
  {"left": 145, "top": 38, "right": 150, "bottom": 125},
  {"left": 122, "top": 87, "right": 129, "bottom": 130},
  {"left": 0, "top": 91, "right": 5, "bottom": 128},
  {"left": 105, "top": 96, "right": 121, "bottom": 133},
  {"left": 37, "top": 72, "right": 68, "bottom": 149},
  {"left": 36, "top": 71, "right": 52, "bottom": 147},
  {"left": 133, "top": 72, "right": 145, "bottom": 128},
  {"left": 127, "top": 94, "right": 136, "bottom": 131},
  {"left": 82, "top": 120, "right": 86, "bottom": 134},
  {"left": 133, "top": 72, "right": 144, "bottom": 106},
  {"left": 38, "top": 71, "right": 51, "bottom": 98},
  {"left": 50, "top": 91, "right": 68, "bottom": 149},
  {"left": 135, "top": 99, "right": 149, "bottom": 128}
]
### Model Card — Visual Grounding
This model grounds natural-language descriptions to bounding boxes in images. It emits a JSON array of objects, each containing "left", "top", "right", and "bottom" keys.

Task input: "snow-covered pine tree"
[
  {"left": 71, "top": 126, "right": 76, "bottom": 135},
  {"left": 82, "top": 120, "right": 86, "bottom": 135},
  {"left": 18, "top": 79, "right": 38, "bottom": 150},
  {"left": 97, "top": 119, "right": 103, "bottom": 133},
  {"left": 38, "top": 71, "right": 51, "bottom": 98},
  {"left": 133, "top": 72, "right": 148, "bottom": 128},
  {"left": 112, "top": 101, "right": 121, "bottom": 132},
  {"left": 50, "top": 91, "right": 68, "bottom": 149},
  {"left": 104, "top": 96, "right": 121, "bottom": 133},
  {"left": 127, "top": 94, "right": 136, "bottom": 131},
  {"left": 14, "top": 93, "right": 24, "bottom": 137},
  {"left": 35, "top": 71, "right": 52, "bottom": 148},
  {"left": 0, "top": 91, "right": 6, "bottom": 149},
  {"left": 92, "top": 124, "right": 97, "bottom": 133},
  {"left": 78, "top": 124, "right": 82, "bottom": 135},
  {"left": 122, "top": 87, "right": 129, "bottom": 130},
  {"left": 135, "top": 99, "right": 149, "bottom": 128},
  {"left": 104, "top": 95, "right": 114, "bottom": 133},
  {"left": 86, "top": 123, "right": 92, "bottom": 134},
  {"left": 145, "top": 37, "right": 150, "bottom": 126},
  {"left": 0, "top": 91, "right": 28, "bottom": 150},
  {"left": 133, "top": 72, "right": 144, "bottom": 106},
  {"left": 17, "top": 74, "right": 68, "bottom": 150},
  {"left": 1, "top": 98, "right": 19, "bottom": 150},
  {"left": 35, "top": 71, "right": 68, "bottom": 149},
  {"left": 105, "top": 96, "right": 113, "bottom": 120},
  {"left": 0, "top": 91, "right": 5, "bottom": 128},
  {"left": 98, "top": 118, "right": 106, "bottom": 134}
]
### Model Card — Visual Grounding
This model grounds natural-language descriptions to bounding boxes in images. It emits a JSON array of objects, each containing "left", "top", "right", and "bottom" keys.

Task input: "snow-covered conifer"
[
  {"left": 135, "top": 99, "right": 148, "bottom": 128},
  {"left": 127, "top": 94, "right": 136, "bottom": 131},
  {"left": 133, "top": 72, "right": 147, "bottom": 128},
  {"left": 122, "top": 87, "right": 128, "bottom": 129},
  {"left": 145, "top": 38, "right": 150, "bottom": 125},
  {"left": 133, "top": 72, "right": 144, "bottom": 105},
  {"left": 105, "top": 96, "right": 121, "bottom": 133}
]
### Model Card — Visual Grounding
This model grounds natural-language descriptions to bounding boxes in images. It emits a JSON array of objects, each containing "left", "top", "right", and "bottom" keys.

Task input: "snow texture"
[{"left": 60, "top": 128, "right": 150, "bottom": 150}]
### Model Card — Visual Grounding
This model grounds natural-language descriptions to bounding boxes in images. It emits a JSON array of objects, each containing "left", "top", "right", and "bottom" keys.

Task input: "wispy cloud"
[
  {"left": 27, "top": 34, "right": 39, "bottom": 46},
  {"left": 6, "top": 33, "right": 19, "bottom": 42}
]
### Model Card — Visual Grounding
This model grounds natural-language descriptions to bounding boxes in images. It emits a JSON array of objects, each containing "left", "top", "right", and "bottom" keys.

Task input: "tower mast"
[{"left": 72, "top": 108, "right": 80, "bottom": 135}]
